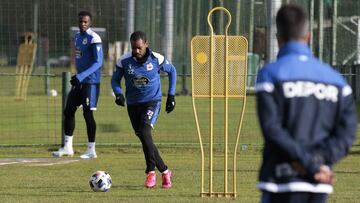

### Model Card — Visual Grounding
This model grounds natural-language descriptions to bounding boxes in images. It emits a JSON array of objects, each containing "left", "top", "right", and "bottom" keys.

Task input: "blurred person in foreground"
[
  {"left": 255, "top": 4, "right": 357, "bottom": 203},
  {"left": 52, "top": 11, "right": 103, "bottom": 159},
  {"left": 111, "top": 31, "right": 176, "bottom": 189}
]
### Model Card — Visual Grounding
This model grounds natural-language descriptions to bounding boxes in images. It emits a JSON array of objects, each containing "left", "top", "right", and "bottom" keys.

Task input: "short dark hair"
[
  {"left": 130, "top": 31, "right": 147, "bottom": 42},
  {"left": 78, "top": 11, "right": 92, "bottom": 20},
  {"left": 276, "top": 4, "right": 308, "bottom": 42}
]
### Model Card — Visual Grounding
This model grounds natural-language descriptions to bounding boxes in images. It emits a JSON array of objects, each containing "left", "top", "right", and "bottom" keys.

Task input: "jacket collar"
[
  {"left": 277, "top": 41, "right": 312, "bottom": 59},
  {"left": 79, "top": 28, "right": 92, "bottom": 35}
]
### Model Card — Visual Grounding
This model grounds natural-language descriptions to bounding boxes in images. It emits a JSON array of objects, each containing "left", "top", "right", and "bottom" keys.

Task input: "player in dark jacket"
[
  {"left": 111, "top": 31, "right": 176, "bottom": 189},
  {"left": 256, "top": 4, "right": 357, "bottom": 203}
]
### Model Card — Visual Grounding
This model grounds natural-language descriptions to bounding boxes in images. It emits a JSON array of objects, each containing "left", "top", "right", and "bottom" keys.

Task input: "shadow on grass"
[
  {"left": 112, "top": 184, "right": 144, "bottom": 191},
  {"left": 349, "top": 150, "right": 360, "bottom": 155},
  {"left": 335, "top": 170, "right": 360, "bottom": 174}
]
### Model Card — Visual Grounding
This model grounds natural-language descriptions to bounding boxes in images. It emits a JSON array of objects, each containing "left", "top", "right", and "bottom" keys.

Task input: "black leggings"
[
  {"left": 64, "top": 103, "right": 96, "bottom": 142},
  {"left": 127, "top": 103, "right": 167, "bottom": 173}
]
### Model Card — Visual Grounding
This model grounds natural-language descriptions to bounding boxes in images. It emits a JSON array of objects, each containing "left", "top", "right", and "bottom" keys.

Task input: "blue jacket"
[
  {"left": 111, "top": 48, "right": 177, "bottom": 105},
  {"left": 74, "top": 28, "right": 103, "bottom": 84},
  {"left": 255, "top": 41, "right": 357, "bottom": 193}
]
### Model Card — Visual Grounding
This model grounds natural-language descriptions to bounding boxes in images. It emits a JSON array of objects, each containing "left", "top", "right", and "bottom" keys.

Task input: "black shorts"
[
  {"left": 127, "top": 101, "right": 161, "bottom": 130},
  {"left": 66, "top": 84, "right": 100, "bottom": 111}
]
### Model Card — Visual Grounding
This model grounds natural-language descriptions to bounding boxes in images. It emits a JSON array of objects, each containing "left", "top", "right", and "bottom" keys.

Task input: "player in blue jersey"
[
  {"left": 256, "top": 4, "right": 357, "bottom": 203},
  {"left": 111, "top": 31, "right": 176, "bottom": 189},
  {"left": 52, "top": 11, "right": 103, "bottom": 159}
]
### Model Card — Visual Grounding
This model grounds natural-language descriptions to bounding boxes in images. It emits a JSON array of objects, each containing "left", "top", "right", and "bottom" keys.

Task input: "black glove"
[
  {"left": 165, "top": 95, "right": 175, "bottom": 113},
  {"left": 70, "top": 75, "right": 80, "bottom": 87},
  {"left": 115, "top": 93, "right": 125, "bottom": 106}
]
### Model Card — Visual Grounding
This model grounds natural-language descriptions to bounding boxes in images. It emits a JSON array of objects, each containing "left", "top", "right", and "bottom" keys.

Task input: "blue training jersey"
[
  {"left": 255, "top": 41, "right": 357, "bottom": 194},
  {"left": 111, "top": 48, "right": 177, "bottom": 105},
  {"left": 74, "top": 28, "right": 103, "bottom": 84}
]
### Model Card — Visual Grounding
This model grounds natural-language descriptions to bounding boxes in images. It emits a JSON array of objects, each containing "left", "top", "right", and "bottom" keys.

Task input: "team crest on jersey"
[
  {"left": 82, "top": 38, "right": 88, "bottom": 45},
  {"left": 146, "top": 63, "right": 153, "bottom": 71},
  {"left": 147, "top": 110, "right": 154, "bottom": 120}
]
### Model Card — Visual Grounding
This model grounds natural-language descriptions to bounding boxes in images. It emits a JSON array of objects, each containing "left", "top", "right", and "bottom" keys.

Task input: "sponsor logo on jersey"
[
  {"left": 132, "top": 76, "right": 150, "bottom": 88},
  {"left": 75, "top": 47, "right": 82, "bottom": 58},
  {"left": 283, "top": 81, "right": 338, "bottom": 102},
  {"left": 146, "top": 63, "right": 153, "bottom": 71},
  {"left": 82, "top": 38, "right": 88, "bottom": 45}
]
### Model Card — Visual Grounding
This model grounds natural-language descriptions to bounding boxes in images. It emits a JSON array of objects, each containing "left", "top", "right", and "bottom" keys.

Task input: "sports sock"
[
  {"left": 64, "top": 135, "right": 73, "bottom": 149},
  {"left": 87, "top": 142, "right": 96, "bottom": 152}
]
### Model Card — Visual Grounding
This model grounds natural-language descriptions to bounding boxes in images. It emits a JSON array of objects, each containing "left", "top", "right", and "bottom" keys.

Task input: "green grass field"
[
  {"left": 0, "top": 145, "right": 359, "bottom": 203},
  {"left": 0, "top": 67, "right": 359, "bottom": 202}
]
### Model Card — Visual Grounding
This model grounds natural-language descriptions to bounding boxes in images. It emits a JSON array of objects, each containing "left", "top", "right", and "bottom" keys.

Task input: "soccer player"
[
  {"left": 111, "top": 31, "right": 176, "bottom": 189},
  {"left": 52, "top": 11, "right": 103, "bottom": 159},
  {"left": 256, "top": 4, "right": 357, "bottom": 203}
]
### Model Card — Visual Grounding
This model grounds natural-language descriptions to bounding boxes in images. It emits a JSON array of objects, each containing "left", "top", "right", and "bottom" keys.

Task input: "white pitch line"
[
  {"left": 27, "top": 160, "right": 79, "bottom": 166},
  {"left": 0, "top": 158, "right": 80, "bottom": 166},
  {"left": 0, "top": 162, "right": 19, "bottom": 166}
]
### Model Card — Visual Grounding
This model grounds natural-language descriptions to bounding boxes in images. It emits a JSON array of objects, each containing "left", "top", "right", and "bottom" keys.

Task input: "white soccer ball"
[
  {"left": 48, "top": 89, "right": 58, "bottom": 97},
  {"left": 89, "top": 171, "right": 112, "bottom": 192}
]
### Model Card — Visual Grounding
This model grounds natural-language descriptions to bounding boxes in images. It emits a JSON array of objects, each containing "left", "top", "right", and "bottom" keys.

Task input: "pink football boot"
[
  {"left": 162, "top": 170, "right": 172, "bottom": 189},
  {"left": 145, "top": 171, "right": 156, "bottom": 188}
]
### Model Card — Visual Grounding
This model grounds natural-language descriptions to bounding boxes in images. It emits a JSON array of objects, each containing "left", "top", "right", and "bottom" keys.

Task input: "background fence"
[{"left": 0, "top": 0, "right": 359, "bottom": 146}]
